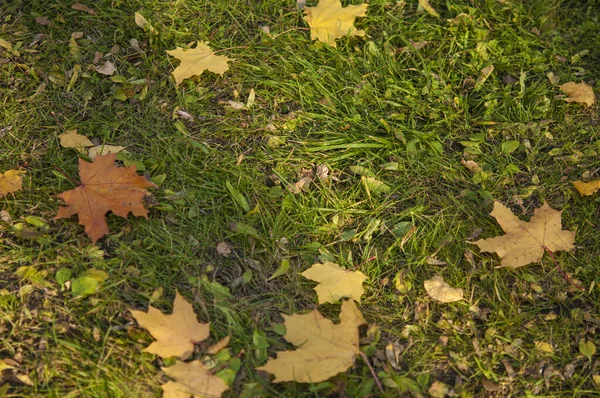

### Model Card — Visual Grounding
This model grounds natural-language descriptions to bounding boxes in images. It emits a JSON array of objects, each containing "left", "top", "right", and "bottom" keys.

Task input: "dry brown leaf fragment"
[
  {"left": 161, "top": 361, "right": 229, "bottom": 398},
  {"left": 472, "top": 201, "right": 575, "bottom": 269},
  {"left": 207, "top": 336, "right": 231, "bottom": 355},
  {"left": 301, "top": 262, "right": 367, "bottom": 304},
  {"left": 424, "top": 276, "right": 463, "bottom": 303},
  {"left": 54, "top": 153, "right": 155, "bottom": 243},
  {"left": 475, "top": 65, "right": 494, "bottom": 89},
  {"left": 560, "top": 81, "right": 595, "bottom": 106},
  {"left": 288, "top": 169, "right": 314, "bottom": 194},
  {"left": 0, "top": 170, "right": 25, "bottom": 198},
  {"left": 130, "top": 291, "right": 209, "bottom": 360},
  {"left": 72, "top": 3, "right": 96, "bottom": 14},
  {"left": 316, "top": 164, "right": 329, "bottom": 181},
  {"left": 460, "top": 159, "right": 482, "bottom": 173},
  {"left": 95, "top": 61, "right": 116, "bottom": 76},
  {"left": 88, "top": 145, "right": 125, "bottom": 159},
  {"left": 572, "top": 180, "right": 600, "bottom": 196},
  {"left": 59, "top": 130, "right": 93, "bottom": 151},
  {"left": 35, "top": 16, "right": 51, "bottom": 25},
  {"left": 216, "top": 242, "right": 232, "bottom": 257},
  {"left": 166, "top": 42, "right": 231, "bottom": 86},
  {"left": 257, "top": 300, "right": 366, "bottom": 383},
  {"left": 304, "top": 0, "right": 368, "bottom": 47}
]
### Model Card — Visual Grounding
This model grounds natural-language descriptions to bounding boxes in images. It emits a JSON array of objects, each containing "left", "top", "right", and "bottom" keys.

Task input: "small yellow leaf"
[
  {"left": 134, "top": 12, "right": 148, "bottom": 29},
  {"left": 560, "top": 81, "right": 595, "bottom": 107},
  {"left": 304, "top": 0, "right": 368, "bottom": 47},
  {"left": 0, "top": 170, "right": 25, "bottom": 198},
  {"left": 418, "top": 0, "right": 440, "bottom": 17},
  {"left": 572, "top": 180, "right": 600, "bottom": 196},
  {"left": 166, "top": 42, "right": 231, "bottom": 85},
  {"left": 472, "top": 201, "right": 575, "bottom": 269},
  {"left": 129, "top": 291, "right": 210, "bottom": 360},
  {"left": 301, "top": 262, "right": 367, "bottom": 304},
  {"left": 257, "top": 300, "right": 366, "bottom": 383},
  {"left": 59, "top": 130, "right": 93, "bottom": 151},
  {"left": 424, "top": 276, "right": 463, "bottom": 303},
  {"left": 88, "top": 145, "right": 125, "bottom": 159},
  {"left": 535, "top": 341, "right": 554, "bottom": 354},
  {"left": 207, "top": 335, "right": 231, "bottom": 355},
  {"left": 161, "top": 361, "right": 229, "bottom": 398}
]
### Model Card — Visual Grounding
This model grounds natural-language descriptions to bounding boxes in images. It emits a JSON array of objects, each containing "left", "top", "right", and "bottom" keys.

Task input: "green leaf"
[
  {"left": 55, "top": 268, "right": 72, "bottom": 286},
  {"left": 71, "top": 276, "right": 99, "bottom": 297},
  {"left": 579, "top": 339, "right": 596, "bottom": 360},
  {"left": 252, "top": 330, "right": 269, "bottom": 362},
  {"left": 501, "top": 140, "right": 520, "bottom": 154},
  {"left": 229, "top": 222, "right": 261, "bottom": 239},
  {"left": 226, "top": 181, "right": 251, "bottom": 212},
  {"left": 268, "top": 259, "right": 290, "bottom": 280},
  {"left": 361, "top": 176, "right": 391, "bottom": 194}
]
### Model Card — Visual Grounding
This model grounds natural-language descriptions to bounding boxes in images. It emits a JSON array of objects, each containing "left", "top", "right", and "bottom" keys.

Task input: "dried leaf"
[
  {"left": 88, "top": 145, "right": 125, "bottom": 159},
  {"left": 424, "top": 276, "right": 463, "bottom": 303},
  {"left": 216, "top": 242, "right": 232, "bottom": 257},
  {"left": 418, "top": 0, "right": 440, "bottom": 17},
  {"left": 460, "top": 159, "right": 481, "bottom": 173},
  {"left": 257, "top": 300, "right": 366, "bottom": 383},
  {"left": 35, "top": 16, "right": 51, "bottom": 25},
  {"left": 207, "top": 335, "right": 231, "bottom": 355},
  {"left": 166, "top": 42, "right": 231, "bottom": 86},
  {"left": 475, "top": 65, "right": 494, "bottom": 90},
  {"left": 161, "top": 361, "right": 229, "bottom": 398},
  {"left": 316, "top": 164, "right": 329, "bottom": 181},
  {"left": 472, "top": 201, "right": 575, "bottom": 269},
  {"left": 560, "top": 81, "right": 595, "bottom": 106},
  {"left": 572, "top": 180, "right": 600, "bottom": 196},
  {"left": 72, "top": 3, "right": 96, "bottom": 14},
  {"left": 130, "top": 291, "right": 209, "bottom": 360},
  {"left": 54, "top": 154, "right": 155, "bottom": 243},
  {"left": 301, "top": 262, "right": 367, "bottom": 304},
  {"left": 304, "top": 0, "right": 368, "bottom": 47},
  {"left": 0, "top": 170, "right": 25, "bottom": 198},
  {"left": 59, "top": 130, "right": 93, "bottom": 151},
  {"left": 96, "top": 61, "right": 116, "bottom": 76}
]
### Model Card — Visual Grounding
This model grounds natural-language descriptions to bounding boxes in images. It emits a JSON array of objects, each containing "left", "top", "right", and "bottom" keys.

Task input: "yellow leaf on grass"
[
  {"left": 301, "top": 262, "right": 367, "bottom": 304},
  {"left": 257, "top": 300, "right": 366, "bottom": 383},
  {"left": 560, "top": 81, "right": 595, "bottom": 107},
  {"left": 304, "top": 0, "right": 368, "bottom": 47},
  {"left": 424, "top": 276, "right": 463, "bottom": 303},
  {"left": 59, "top": 130, "right": 93, "bottom": 151},
  {"left": 166, "top": 42, "right": 231, "bottom": 85},
  {"left": 472, "top": 201, "right": 575, "bottom": 269},
  {"left": 572, "top": 180, "right": 600, "bottom": 196},
  {"left": 161, "top": 361, "right": 229, "bottom": 398},
  {"left": 88, "top": 145, "right": 125, "bottom": 159},
  {"left": 0, "top": 170, "right": 25, "bottom": 198},
  {"left": 418, "top": 0, "right": 440, "bottom": 17},
  {"left": 130, "top": 291, "right": 209, "bottom": 360}
]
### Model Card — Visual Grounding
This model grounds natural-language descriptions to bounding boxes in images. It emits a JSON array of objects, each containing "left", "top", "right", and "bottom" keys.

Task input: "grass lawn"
[{"left": 1, "top": 0, "right": 600, "bottom": 396}]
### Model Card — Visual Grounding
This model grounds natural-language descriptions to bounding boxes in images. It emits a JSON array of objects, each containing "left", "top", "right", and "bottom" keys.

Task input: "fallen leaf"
[
  {"left": 207, "top": 335, "right": 231, "bottom": 355},
  {"left": 428, "top": 381, "right": 450, "bottom": 398},
  {"left": 161, "top": 361, "right": 229, "bottom": 398},
  {"left": 316, "top": 164, "right": 329, "bottom": 181},
  {"left": 88, "top": 145, "right": 125, "bottom": 159},
  {"left": 54, "top": 153, "right": 155, "bottom": 243},
  {"left": 424, "top": 276, "right": 463, "bottom": 303},
  {"left": 288, "top": 169, "right": 314, "bottom": 194},
  {"left": 130, "top": 291, "right": 209, "bottom": 360},
  {"left": 96, "top": 61, "right": 116, "bottom": 76},
  {"left": 535, "top": 341, "right": 554, "bottom": 354},
  {"left": 35, "top": 16, "right": 51, "bottom": 25},
  {"left": 216, "top": 242, "right": 232, "bottom": 257},
  {"left": 301, "top": 262, "right": 367, "bottom": 304},
  {"left": 560, "top": 81, "right": 595, "bottom": 106},
  {"left": 546, "top": 72, "right": 560, "bottom": 86},
  {"left": 572, "top": 180, "right": 600, "bottom": 196},
  {"left": 0, "top": 170, "right": 25, "bottom": 198},
  {"left": 59, "top": 130, "right": 93, "bottom": 151},
  {"left": 227, "top": 100, "right": 245, "bottom": 110},
  {"left": 304, "top": 0, "right": 368, "bottom": 47},
  {"left": 92, "top": 51, "right": 103, "bottom": 64},
  {"left": 257, "top": 300, "right": 366, "bottom": 383},
  {"left": 475, "top": 65, "right": 494, "bottom": 90},
  {"left": 361, "top": 176, "right": 391, "bottom": 194},
  {"left": 418, "top": 0, "right": 440, "bottom": 17},
  {"left": 398, "top": 40, "right": 428, "bottom": 53},
  {"left": 472, "top": 201, "right": 575, "bottom": 269},
  {"left": 134, "top": 12, "right": 156, "bottom": 34},
  {"left": 460, "top": 159, "right": 482, "bottom": 173},
  {"left": 0, "top": 39, "right": 12, "bottom": 50},
  {"left": 72, "top": 3, "right": 96, "bottom": 14},
  {"left": 246, "top": 88, "right": 256, "bottom": 108},
  {"left": 166, "top": 42, "right": 231, "bottom": 86}
]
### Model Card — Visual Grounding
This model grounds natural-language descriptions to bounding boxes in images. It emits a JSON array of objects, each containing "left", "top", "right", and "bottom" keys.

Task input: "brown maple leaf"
[{"left": 54, "top": 154, "right": 155, "bottom": 243}]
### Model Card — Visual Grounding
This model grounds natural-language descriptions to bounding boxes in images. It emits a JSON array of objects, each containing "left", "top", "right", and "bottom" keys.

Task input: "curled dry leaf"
[
  {"left": 560, "top": 81, "right": 595, "bottom": 107},
  {"left": 161, "top": 361, "right": 229, "bottom": 398},
  {"left": 129, "top": 291, "right": 209, "bottom": 360},
  {"left": 166, "top": 42, "right": 231, "bottom": 86},
  {"left": 0, "top": 170, "right": 25, "bottom": 198},
  {"left": 304, "top": 0, "right": 368, "bottom": 48},
  {"left": 471, "top": 201, "right": 575, "bottom": 269},
  {"left": 572, "top": 180, "right": 600, "bottom": 196},
  {"left": 424, "top": 276, "right": 463, "bottom": 303},
  {"left": 257, "top": 300, "right": 366, "bottom": 383},
  {"left": 301, "top": 262, "right": 367, "bottom": 304}
]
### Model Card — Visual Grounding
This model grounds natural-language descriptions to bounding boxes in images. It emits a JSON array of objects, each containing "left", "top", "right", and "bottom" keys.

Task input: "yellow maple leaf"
[
  {"left": 572, "top": 180, "right": 600, "bottom": 196},
  {"left": 256, "top": 300, "right": 367, "bottom": 383},
  {"left": 304, "top": 0, "right": 368, "bottom": 47},
  {"left": 129, "top": 291, "right": 209, "bottom": 360},
  {"left": 166, "top": 42, "right": 231, "bottom": 86},
  {"left": 424, "top": 276, "right": 463, "bottom": 303},
  {"left": 560, "top": 81, "right": 595, "bottom": 107},
  {"left": 472, "top": 201, "right": 575, "bottom": 269},
  {"left": 161, "top": 361, "right": 229, "bottom": 398},
  {"left": 0, "top": 170, "right": 25, "bottom": 198},
  {"left": 301, "top": 262, "right": 367, "bottom": 304}
]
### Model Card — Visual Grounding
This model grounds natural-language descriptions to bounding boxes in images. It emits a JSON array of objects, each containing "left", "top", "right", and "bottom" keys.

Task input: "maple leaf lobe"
[
  {"left": 166, "top": 41, "right": 231, "bottom": 85},
  {"left": 54, "top": 154, "right": 155, "bottom": 243},
  {"left": 304, "top": 0, "right": 368, "bottom": 47},
  {"left": 301, "top": 262, "right": 367, "bottom": 304}
]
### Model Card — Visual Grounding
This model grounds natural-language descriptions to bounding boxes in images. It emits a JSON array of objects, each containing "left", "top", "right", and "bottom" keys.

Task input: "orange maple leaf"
[{"left": 54, "top": 154, "right": 155, "bottom": 243}]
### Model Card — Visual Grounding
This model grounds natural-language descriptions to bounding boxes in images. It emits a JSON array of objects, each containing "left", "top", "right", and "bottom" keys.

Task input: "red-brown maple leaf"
[{"left": 54, "top": 154, "right": 156, "bottom": 242}]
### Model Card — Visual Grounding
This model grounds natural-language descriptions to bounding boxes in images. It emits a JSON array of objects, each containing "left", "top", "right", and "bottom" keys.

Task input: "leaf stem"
[{"left": 358, "top": 350, "right": 383, "bottom": 393}]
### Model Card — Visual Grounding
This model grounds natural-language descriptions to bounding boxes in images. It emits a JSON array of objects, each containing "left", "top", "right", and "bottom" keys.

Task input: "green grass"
[{"left": 1, "top": 0, "right": 600, "bottom": 396}]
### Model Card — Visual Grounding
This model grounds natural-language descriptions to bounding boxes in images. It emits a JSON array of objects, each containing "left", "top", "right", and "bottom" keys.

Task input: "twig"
[
  {"left": 358, "top": 350, "right": 384, "bottom": 393},
  {"left": 544, "top": 246, "right": 584, "bottom": 292}
]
